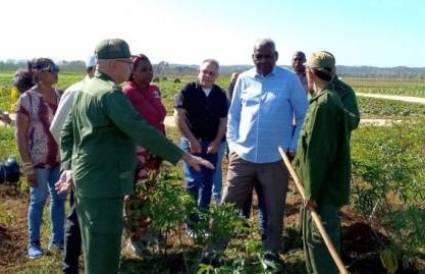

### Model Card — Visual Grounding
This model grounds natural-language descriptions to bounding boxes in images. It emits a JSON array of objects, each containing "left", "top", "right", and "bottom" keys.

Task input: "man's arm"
[
  {"left": 226, "top": 77, "right": 243, "bottom": 152},
  {"left": 174, "top": 108, "right": 201, "bottom": 154},
  {"left": 342, "top": 90, "right": 360, "bottom": 131},
  {"left": 60, "top": 111, "right": 74, "bottom": 172},
  {"left": 289, "top": 77, "right": 308, "bottom": 152},
  {"left": 335, "top": 78, "right": 360, "bottom": 131},
  {"left": 105, "top": 90, "right": 184, "bottom": 164},
  {"left": 50, "top": 85, "right": 79, "bottom": 144},
  {"left": 207, "top": 116, "right": 227, "bottom": 154},
  {"left": 105, "top": 90, "right": 214, "bottom": 171}
]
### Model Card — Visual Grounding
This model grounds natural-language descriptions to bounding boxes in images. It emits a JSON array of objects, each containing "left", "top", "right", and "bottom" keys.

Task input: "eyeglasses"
[{"left": 253, "top": 53, "right": 274, "bottom": 60}]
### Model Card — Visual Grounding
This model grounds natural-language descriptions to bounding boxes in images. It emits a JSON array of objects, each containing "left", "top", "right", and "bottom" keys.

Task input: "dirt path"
[{"left": 356, "top": 92, "right": 425, "bottom": 104}]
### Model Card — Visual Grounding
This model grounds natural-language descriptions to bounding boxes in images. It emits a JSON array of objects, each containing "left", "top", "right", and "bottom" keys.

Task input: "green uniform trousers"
[
  {"left": 76, "top": 196, "right": 124, "bottom": 274},
  {"left": 302, "top": 205, "right": 341, "bottom": 274}
]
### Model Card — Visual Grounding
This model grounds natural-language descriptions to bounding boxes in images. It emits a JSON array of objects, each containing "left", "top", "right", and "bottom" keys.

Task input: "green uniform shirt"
[
  {"left": 61, "top": 72, "right": 184, "bottom": 198},
  {"left": 331, "top": 77, "right": 360, "bottom": 131},
  {"left": 294, "top": 87, "right": 351, "bottom": 207}
]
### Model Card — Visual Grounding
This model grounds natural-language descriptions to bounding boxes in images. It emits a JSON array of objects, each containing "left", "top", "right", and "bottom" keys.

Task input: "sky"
[{"left": 0, "top": 0, "right": 423, "bottom": 67}]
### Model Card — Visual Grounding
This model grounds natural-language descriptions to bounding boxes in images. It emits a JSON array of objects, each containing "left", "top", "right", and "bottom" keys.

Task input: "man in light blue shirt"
[{"left": 220, "top": 38, "right": 307, "bottom": 266}]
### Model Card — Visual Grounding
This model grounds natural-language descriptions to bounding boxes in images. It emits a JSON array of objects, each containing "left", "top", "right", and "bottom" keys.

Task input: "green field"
[
  {"left": 344, "top": 77, "right": 425, "bottom": 97},
  {"left": 0, "top": 71, "right": 424, "bottom": 273}
]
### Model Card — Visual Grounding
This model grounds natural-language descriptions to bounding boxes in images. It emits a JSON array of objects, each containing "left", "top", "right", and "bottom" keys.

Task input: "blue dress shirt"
[{"left": 227, "top": 66, "right": 308, "bottom": 163}]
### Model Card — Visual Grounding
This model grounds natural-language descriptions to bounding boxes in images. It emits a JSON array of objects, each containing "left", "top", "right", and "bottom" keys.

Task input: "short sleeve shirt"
[
  {"left": 174, "top": 82, "right": 228, "bottom": 141},
  {"left": 15, "top": 86, "right": 61, "bottom": 167}
]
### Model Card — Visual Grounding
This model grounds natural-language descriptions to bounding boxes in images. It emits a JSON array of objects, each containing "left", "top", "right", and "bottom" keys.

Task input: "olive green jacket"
[
  {"left": 61, "top": 72, "right": 183, "bottom": 198},
  {"left": 294, "top": 87, "right": 351, "bottom": 207},
  {"left": 331, "top": 77, "right": 360, "bottom": 131}
]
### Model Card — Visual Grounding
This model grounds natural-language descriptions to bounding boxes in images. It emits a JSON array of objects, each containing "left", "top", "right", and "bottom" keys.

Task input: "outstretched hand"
[
  {"left": 182, "top": 153, "right": 214, "bottom": 172},
  {"left": 304, "top": 199, "right": 318, "bottom": 211}
]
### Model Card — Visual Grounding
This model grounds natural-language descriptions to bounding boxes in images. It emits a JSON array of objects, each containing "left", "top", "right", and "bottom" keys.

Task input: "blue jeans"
[
  {"left": 180, "top": 138, "right": 218, "bottom": 210},
  {"left": 28, "top": 166, "right": 66, "bottom": 246},
  {"left": 212, "top": 141, "right": 226, "bottom": 203},
  {"left": 242, "top": 181, "right": 267, "bottom": 236}
]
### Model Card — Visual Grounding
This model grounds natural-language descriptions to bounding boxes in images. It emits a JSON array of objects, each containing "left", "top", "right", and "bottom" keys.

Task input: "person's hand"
[
  {"left": 207, "top": 140, "right": 220, "bottom": 154},
  {"left": 286, "top": 150, "right": 296, "bottom": 162},
  {"left": 189, "top": 139, "right": 202, "bottom": 154},
  {"left": 27, "top": 173, "right": 37, "bottom": 187},
  {"left": 182, "top": 153, "right": 214, "bottom": 172},
  {"left": 0, "top": 113, "right": 12, "bottom": 125},
  {"left": 23, "top": 162, "right": 37, "bottom": 187},
  {"left": 55, "top": 170, "right": 73, "bottom": 195},
  {"left": 305, "top": 199, "right": 318, "bottom": 211}
]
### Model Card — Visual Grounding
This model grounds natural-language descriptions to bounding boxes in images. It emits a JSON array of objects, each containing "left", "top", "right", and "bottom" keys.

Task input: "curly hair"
[{"left": 12, "top": 69, "right": 35, "bottom": 93}]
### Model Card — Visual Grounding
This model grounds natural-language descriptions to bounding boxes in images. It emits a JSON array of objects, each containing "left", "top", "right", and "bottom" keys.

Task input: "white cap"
[{"left": 85, "top": 55, "right": 97, "bottom": 68}]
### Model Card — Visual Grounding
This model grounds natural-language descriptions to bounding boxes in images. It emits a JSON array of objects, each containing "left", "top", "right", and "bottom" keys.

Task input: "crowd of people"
[{"left": 3, "top": 37, "right": 359, "bottom": 274}]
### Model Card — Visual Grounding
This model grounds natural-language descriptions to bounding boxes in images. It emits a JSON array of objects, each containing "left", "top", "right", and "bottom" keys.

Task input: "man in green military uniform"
[
  {"left": 294, "top": 51, "right": 352, "bottom": 274},
  {"left": 319, "top": 51, "right": 360, "bottom": 131},
  {"left": 58, "top": 38, "right": 213, "bottom": 274}
]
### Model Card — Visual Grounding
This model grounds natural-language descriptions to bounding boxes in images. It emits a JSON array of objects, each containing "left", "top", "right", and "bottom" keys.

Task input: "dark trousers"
[
  {"left": 76, "top": 197, "right": 124, "bottom": 274},
  {"left": 241, "top": 181, "right": 267, "bottom": 236},
  {"left": 180, "top": 138, "right": 218, "bottom": 210},
  {"left": 302, "top": 205, "right": 341, "bottom": 274},
  {"left": 63, "top": 191, "right": 82, "bottom": 274},
  {"left": 222, "top": 152, "right": 288, "bottom": 252}
]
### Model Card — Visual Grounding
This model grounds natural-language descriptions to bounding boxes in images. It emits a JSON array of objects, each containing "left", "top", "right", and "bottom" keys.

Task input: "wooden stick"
[{"left": 278, "top": 147, "right": 349, "bottom": 274}]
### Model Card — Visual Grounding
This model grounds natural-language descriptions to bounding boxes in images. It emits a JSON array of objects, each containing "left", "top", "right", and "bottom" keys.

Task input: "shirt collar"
[
  {"left": 95, "top": 71, "right": 114, "bottom": 82},
  {"left": 196, "top": 81, "right": 216, "bottom": 92},
  {"left": 250, "top": 66, "right": 277, "bottom": 78}
]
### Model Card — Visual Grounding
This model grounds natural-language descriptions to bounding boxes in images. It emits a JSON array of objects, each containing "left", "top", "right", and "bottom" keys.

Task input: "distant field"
[
  {"left": 1, "top": 71, "right": 424, "bottom": 273},
  {"left": 344, "top": 77, "right": 425, "bottom": 97},
  {"left": 1, "top": 72, "right": 424, "bottom": 118}
]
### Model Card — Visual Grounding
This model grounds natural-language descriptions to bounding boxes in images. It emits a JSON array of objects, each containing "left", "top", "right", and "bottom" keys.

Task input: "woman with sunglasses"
[
  {"left": 15, "top": 58, "right": 65, "bottom": 259},
  {"left": 122, "top": 54, "right": 167, "bottom": 254}
]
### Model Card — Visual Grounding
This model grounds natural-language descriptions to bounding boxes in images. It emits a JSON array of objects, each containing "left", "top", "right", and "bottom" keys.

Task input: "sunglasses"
[{"left": 40, "top": 64, "right": 60, "bottom": 74}]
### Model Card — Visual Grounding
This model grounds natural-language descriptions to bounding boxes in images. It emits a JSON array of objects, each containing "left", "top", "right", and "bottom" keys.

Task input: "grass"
[
  {"left": 344, "top": 77, "right": 425, "bottom": 97},
  {"left": 1, "top": 73, "right": 424, "bottom": 273},
  {"left": 359, "top": 97, "right": 425, "bottom": 118}
]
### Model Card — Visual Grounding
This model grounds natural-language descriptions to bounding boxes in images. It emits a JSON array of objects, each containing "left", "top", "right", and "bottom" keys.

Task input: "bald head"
[
  {"left": 253, "top": 38, "right": 276, "bottom": 52},
  {"left": 252, "top": 38, "right": 278, "bottom": 76}
]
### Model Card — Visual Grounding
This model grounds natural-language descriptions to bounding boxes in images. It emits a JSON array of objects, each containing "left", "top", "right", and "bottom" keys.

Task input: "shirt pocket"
[{"left": 240, "top": 88, "right": 261, "bottom": 107}]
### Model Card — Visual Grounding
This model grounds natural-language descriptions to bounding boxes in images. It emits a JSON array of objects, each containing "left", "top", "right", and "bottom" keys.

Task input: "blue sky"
[{"left": 0, "top": 0, "right": 423, "bottom": 67}]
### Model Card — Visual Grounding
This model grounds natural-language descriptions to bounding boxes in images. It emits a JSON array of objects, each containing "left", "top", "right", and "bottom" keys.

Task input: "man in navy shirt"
[{"left": 174, "top": 59, "right": 228, "bottom": 222}]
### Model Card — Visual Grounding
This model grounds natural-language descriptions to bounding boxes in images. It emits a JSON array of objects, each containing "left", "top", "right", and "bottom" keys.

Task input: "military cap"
[
  {"left": 95, "top": 38, "right": 131, "bottom": 59},
  {"left": 306, "top": 51, "right": 335, "bottom": 73}
]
